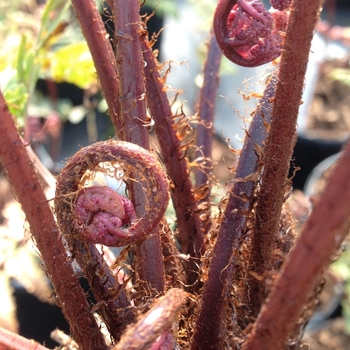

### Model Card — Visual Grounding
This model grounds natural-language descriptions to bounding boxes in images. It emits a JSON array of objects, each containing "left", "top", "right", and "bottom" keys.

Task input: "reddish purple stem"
[
  {"left": 0, "top": 327, "right": 50, "bottom": 350},
  {"left": 195, "top": 30, "right": 222, "bottom": 234},
  {"left": 142, "top": 40, "right": 204, "bottom": 261},
  {"left": 191, "top": 74, "right": 278, "bottom": 349},
  {"left": 243, "top": 119, "right": 350, "bottom": 350},
  {"left": 246, "top": 0, "right": 322, "bottom": 321},
  {"left": 108, "top": 0, "right": 166, "bottom": 293},
  {"left": 110, "top": 0, "right": 149, "bottom": 145},
  {"left": 0, "top": 92, "right": 108, "bottom": 350}
]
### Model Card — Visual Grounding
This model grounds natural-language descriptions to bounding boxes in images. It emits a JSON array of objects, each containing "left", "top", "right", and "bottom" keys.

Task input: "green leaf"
[
  {"left": 0, "top": 67, "right": 28, "bottom": 119},
  {"left": 38, "top": 0, "right": 71, "bottom": 50},
  {"left": 16, "top": 35, "right": 27, "bottom": 83},
  {"left": 141, "top": 0, "right": 178, "bottom": 17},
  {"left": 329, "top": 68, "right": 350, "bottom": 88},
  {"left": 49, "top": 42, "right": 97, "bottom": 89},
  {"left": 16, "top": 36, "right": 41, "bottom": 103}
]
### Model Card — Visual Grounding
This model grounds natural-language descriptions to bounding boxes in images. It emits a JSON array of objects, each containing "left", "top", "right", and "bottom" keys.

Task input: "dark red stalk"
[
  {"left": 142, "top": 39, "right": 204, "bottom": 262},
  {"left": 70, "top": 0, "right": 123, "bottom": 136},
  {"left": 82, "top": 242, "right": 136, "bottom": 339},
  {"left": 0, "top": 327, "right": 50, "bottom": 350},
  {"left": 247, "top": 0, "right": 323, "bottom": 317},
  {"left": 137, "top": 233, "right": 166, "bottom": 292},
  {"left": 242, "top": 124, "right": 350, "bottom": 350},
  {"left": 195, "top": 30, "right": 222, "bottom": 234},
  {"left": 111, "top": 0, "right": 148, "bottom": 145},
  {"left": 191, "top": 74, "right": 278, "bottom": 349},
  {"left": 110, "top": 0, "right": 165, "bottom": 292},
  {"left": 0, "top": 92, "right": 108, "bottom": 350},
  {"left": 67, "top": 1, "right": 149, "bottom": 336}
]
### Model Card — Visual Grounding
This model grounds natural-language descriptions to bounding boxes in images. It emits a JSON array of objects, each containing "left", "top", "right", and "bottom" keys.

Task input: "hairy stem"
[
  {"left": 110, "top": 0, "right": 165, "bottom": 292},
  {"left": 56, "top": 0, "right": 144, "bottom": 326},
  {"left": 243, "top": 120, "right": 350, "bottom": 350},
  {"left": 191, "top": 74, "right": 278, "bottom": 349},
  {"left": 195, "top": 30, "right": 222, "bottom": 234},
  {"left": 81, "top": 242, "right": 135, "bottom": 340},
  {"left": 247, "top": 0, "right": 323, "bottom": 317},
  {"left": 111, "top": 0, "right": 148, "bottom": 145},
  {"left": 70, "top": 0, "right": 122, "bottom": 136},
  {"left": 0, "top": 92, "right": 108, "bottom": 350},
  {"left": 141, "top": 39, "right": 204, "bottom": 291},
  {"left": 142, "top": 39, "right": 204, "bottom": 259}
]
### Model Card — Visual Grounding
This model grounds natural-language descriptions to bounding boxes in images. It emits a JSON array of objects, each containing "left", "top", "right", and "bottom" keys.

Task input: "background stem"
[
  {"left": 243, "top": 114, "right": 350, "bottom": 350},
  {"left": 195, "top": 30, "right": 222, "bottom": 235},
  {"left": 71, "top": 0, "right": 122, "bottom": 136},
  {"left": 191, "top": 73, "right": 278, "bottom": 350},
  {"left": 111, "top": 0, "right": 166, "bottom": 293},
  {"left": 0, "top": 327, "right": 50, "bottom": 350},
  {"left": 142, "top": 39, "right": 204, "bottom": 288},
  {"left": 247, "top": 0, "right": 323, "bottom": 317}
]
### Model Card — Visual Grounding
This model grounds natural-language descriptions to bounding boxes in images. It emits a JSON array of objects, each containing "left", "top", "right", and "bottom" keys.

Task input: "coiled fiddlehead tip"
[
  {"left": 213, "top": 0, "right": 287, "bottom": 67},
  {"left": 54, "top": 140, "right": 170, "bottom": 247},
  {"left": 73, "top": 185, "right": 138, "bottom": 245}
]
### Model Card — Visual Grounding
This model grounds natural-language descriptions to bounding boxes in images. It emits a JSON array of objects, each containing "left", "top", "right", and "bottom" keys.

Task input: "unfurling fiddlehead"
[
  {"left": 213, "top": 0, "right": 289, "bottom": 67},
  {"left": 73, "top": 185, "right": 137, "bottom": 246},
  {"left": 113, "top": 288, "right": 186, "bottom": 350},
  {"left": 55, "top": 140, "right": 170, "bottom": 247}
]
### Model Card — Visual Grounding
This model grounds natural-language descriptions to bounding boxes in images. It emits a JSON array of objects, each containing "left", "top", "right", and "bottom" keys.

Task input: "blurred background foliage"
[{"left": 0, "top": 0, "right": 96, "bottom": 123}]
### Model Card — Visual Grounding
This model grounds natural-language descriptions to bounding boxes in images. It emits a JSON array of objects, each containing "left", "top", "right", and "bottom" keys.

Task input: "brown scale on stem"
[
  {"left": 142, "top": 39, "right": 205, "bottom": 259},
  {"left": 246, "top": 0, "right": 323, "bottom": 322},
  {"left": 191, "top": 73, "right": 279, "bottom": 349},
  {"left": 194, "top": 29, "right": 222, "bottom": 235},
  {"left": 142, "top": 39, "right": 205, "bottom": 290},
  {"left": 107, "top": 0, "right": 166, "bottom": 295}
]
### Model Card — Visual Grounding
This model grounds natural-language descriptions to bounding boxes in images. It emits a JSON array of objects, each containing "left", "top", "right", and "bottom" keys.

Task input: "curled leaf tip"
[
  {"left": 213, "top": 0, "right": 288, "bottom": 67},
  {"left": 55, "top": 140, "right": 170, "bottom": 247}
]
